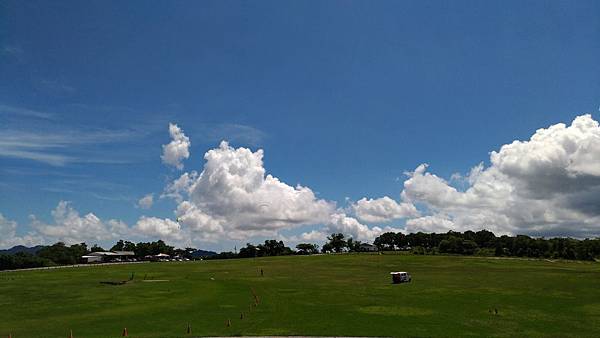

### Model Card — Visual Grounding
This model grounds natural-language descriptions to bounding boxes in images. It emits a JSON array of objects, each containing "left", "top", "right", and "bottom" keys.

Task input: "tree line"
[
  {"left": 0, "top": 240, "right": 203, "bottom": 271},
  {"left": 208, "top": 234, "right": 380, "bottom": 259},
  {"left": 208, "top": 231, "right": 600, "bottom": 262},
  {"left": 3, "top": 230, "right": 600, "bottom": 270},
  {"left": 372, "top": 230, "right": 600, "bottom": 261}
]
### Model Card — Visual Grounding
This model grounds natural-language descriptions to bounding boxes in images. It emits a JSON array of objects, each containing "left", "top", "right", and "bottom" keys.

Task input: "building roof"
[
  {"left": 88, "top": 251, "right": 118, "bottom": 256},
  {"left": 85, "top": 251, "right": 134, "bottom": 257},
  {"left": 112, "top": 251, "right": 135, "bottom": 256}
]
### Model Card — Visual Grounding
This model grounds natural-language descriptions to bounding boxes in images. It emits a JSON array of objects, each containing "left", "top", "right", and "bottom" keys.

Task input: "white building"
[
  {"left": 359, "top": 243, "right": 378, "bottom": 252},
  {"left": 81, "top": 251, "right": 135, "bottom": 263}
]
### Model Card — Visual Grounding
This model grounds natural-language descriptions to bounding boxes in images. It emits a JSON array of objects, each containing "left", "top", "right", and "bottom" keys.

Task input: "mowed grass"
[{"left": 1, "top": 254, "right": 600, "bottom": 337}]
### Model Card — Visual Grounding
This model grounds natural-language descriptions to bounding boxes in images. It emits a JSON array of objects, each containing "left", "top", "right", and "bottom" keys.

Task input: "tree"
[
  {"left": 258, "top": 240, "right": 291, "bottom": 256},
  {"left": 0, "top": 252, "right": 54, "bottom": 270},
  {"left": 90, "top": 244, "right": 105, "bottom": 252},
  {"left": 123, "top": 241, "right": 136, "bottom": 251},
  {"left": 37, "top": 242, "right": 86, "bottom": 265},
  {"left": 408, "top": 232, "right": 430, "bottom": 248},
  {"left": 326, "top": 233, "right": 347, "bottom": 253},
  {"left": 296, "top": 243, "right": 319, "bottom": 255},
  {"left": 394, "top": 232, "right": 407, "bottom": 249},
  {"left": 70, "top": 243, "right": 88, "bottom": 258},
  {"left": 474, "top": 230, "right": 496, "bottom": 248},
  {"left": 239, "top": 243, "right": 258, "bottom": 258},
  {"left": 321, "top": 243, "right": 333, "bottom": 253},
  {"left": 347, "top": 238, "right": 362, "bottom": 252},
  {"left": 438, "top": 236, "right": 478, "bottom": 255},
  {"left": 134, "top": 240, "right": 174, "bottom": 258},
  {"left": 374, "top": 232, "right": 396, "bottom": 250},
  {"left": 111, "top": 240, "right": 125, "bottom": 251},
  {"left": 111, "top": 240, "right": 135, "bottom": 252}
]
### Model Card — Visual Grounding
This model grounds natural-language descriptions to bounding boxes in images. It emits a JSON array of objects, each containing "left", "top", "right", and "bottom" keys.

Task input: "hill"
[
  {"left": 190, "top": 249, "right": 217, "bottom": 258},
  {"left": 1, "top": 253, "right": 599, "bottom": 337},
  {"left": 0, "top": 245, "right": 45, "bottom": 255}
]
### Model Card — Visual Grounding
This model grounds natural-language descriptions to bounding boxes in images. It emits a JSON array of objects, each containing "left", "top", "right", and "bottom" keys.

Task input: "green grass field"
[{"left": 2, "top": 253, "right": 600, "bottom": 337}]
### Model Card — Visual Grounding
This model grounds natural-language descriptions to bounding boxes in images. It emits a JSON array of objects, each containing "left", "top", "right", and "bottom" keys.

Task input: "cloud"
[
  {"left": 169, "top": 141, "right": 336, "bottom": 242},
  {"left": 0, "top": 202, "right": 185, "bottom": 249},
  {"left": 133, "top": 216, "right": 184, "bottom": 242},
  {"left": 193, "top": 123, "right": 266, "bottom": 146},
  {"left": 0, "top": 104, "right": 54, "bottom": 119},
  {"left": 405, "top": 215, "right": 456, "bottom": 233},
  {"left": 8, "top": 115, "right": 600, "bottom": 250},
  {"left": 161, "top": 139, "right": 407, "bottom": 244},
  {"left": 35, "top": 79, "right": 76, "bottom": 97},
  {"left": 2, "top": 45, "right": 23, "bottom": 55},
  {"left": 288, "top": 213, "right": 402, "bottom": 245},
  {"left": 0, "top": 128, "right": 137, "bottom": 166},
  {"left": 1, "top": 45, "right": 24, "bottom": 62},
  {"left": 137, "top": 194, "right": 154, "bottom": 209},
  {"left": 327, "top": 213, "right": 389, "bottom": 241},
  {"left": 401, "top": 114, "right": 600, "bottom": 238},
  {"left": 29, "top": 201, "right": 130, "bottom": 244},
  {"left": 0, "top": 214, "right": 19, "bottom": 248},
  {"left": 352, "top": 196, "right": 419, "bottom": 223},
  {"left": 161, "top": 171, "right": 198, "bottom": 202},
  {"left": 161, "top": 123, "right": 190, "bottom": 169},
  {"left": 0, "top": 213, "right": 43, "bottom": 248}
]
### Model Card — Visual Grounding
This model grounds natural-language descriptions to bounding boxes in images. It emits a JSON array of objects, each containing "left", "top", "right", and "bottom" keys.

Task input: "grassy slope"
[{"left": 1, "top": 253, "right": 600, "bottom": 337}]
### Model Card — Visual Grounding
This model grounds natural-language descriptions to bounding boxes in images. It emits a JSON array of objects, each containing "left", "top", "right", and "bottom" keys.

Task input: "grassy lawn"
[{"left": 1, "top": 253, "right": 600, "bottom": 337}]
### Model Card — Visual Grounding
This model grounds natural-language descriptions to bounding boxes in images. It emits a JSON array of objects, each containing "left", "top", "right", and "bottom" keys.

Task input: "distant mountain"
[
  {"left": 0, "top": 245, "right": 45, "bottom": 255},
  {"left": 190, "top": 249, "right": 217, "bottom": 258}
]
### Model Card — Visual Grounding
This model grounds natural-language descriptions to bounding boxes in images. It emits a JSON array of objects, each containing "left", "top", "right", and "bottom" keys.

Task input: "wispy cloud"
[
  {"left": 192, "top": 123, "right": 267, "bottom": 146},
  {"left": 41, "top": 179, "right": 134, "bottom": 202},
  {"left": 0, "top": 149, "right": 73, "bottom": 166},
  {"left": 35, "top": 79, "right": 76, "bottom": 96},
  {"left": 2, "top": 45, "right": 23, "bottom": 55},
  {"left": 1, "top": 45, "right": 24, "bottom": 62},
  {"left": 0, "top": 104, "right": 54, "bottom": 119},
  {"left": 0, "top": 128, "right": 140, "bottom": 166},
  {"left": 1, "top": 167, "right": 91, "bottom": 178}
]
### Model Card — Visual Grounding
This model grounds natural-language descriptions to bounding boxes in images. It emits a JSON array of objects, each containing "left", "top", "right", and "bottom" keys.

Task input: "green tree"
[
  {"left": 89, "top": 244, "right": 105, "bottom": 252},
  {"left": 326, "top": 233, "right": 347, "bottom": 253},
  {"left": 296, "top": 243, "right": 319, "bottom": 255},
  {"left": 374, "top": 232, "right": 396, "bottom": 250},
  {"left": 239, "top": 243, "right": 258, "bottom": 258},
  {"left": 111, "top": 240, "right": 125, "bottom": 251}
]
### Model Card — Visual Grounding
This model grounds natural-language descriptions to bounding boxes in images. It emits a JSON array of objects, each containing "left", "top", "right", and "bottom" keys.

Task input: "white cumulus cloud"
[
  {"left": 137, "top": 193, "right": 154, "bottom": 209},
  {"left": 0, "top": 213, "right": 43, "bottom": 248},
  {"left": 401, "top": 114, "right": 600, "bottom": 238},
  {"left": 29, "top": 201, "right": 130, "bottom": 244},
  {"left": 352, "top": 196, "right": 419, "bottom": 223},
  {"left": 161, "top": 123, "right": 190, "bottom": 169},
  {"left": 133, "top": 216, "right": 184, "bottom": 242},
  {"left": 168, "top": 141, "right": 336, "bottom": 242}
]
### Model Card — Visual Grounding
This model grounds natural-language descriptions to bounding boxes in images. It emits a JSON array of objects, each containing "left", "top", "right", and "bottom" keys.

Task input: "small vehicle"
[{"left": 390, "top": 271, "right": 412, "bottom": 284}]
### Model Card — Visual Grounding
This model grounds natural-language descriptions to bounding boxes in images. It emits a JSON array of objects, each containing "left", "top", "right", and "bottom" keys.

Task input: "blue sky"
[{"left": 1, "top": 1, "right": 600, "bottom": 250}]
